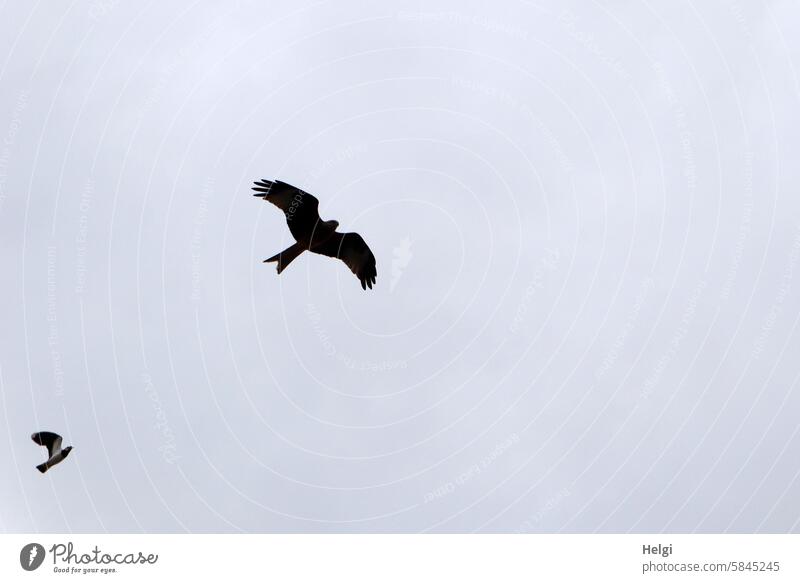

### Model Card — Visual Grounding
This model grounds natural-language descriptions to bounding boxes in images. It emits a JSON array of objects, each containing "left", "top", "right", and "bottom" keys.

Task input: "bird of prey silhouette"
[
  {"left": 31, "top": 431, "right": 73, "bottom": 473},
  {"left": 253, "top": 179, "right": 377, "bottom": 290}
]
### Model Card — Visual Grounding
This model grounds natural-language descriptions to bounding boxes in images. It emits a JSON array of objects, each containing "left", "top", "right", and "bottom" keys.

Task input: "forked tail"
[{"left": 264, "top": 243, "right": 304, "bottom": 274}]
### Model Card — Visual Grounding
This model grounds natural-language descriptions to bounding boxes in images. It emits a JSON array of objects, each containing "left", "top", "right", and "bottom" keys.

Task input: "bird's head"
[{"left": 62, "top": 446, "right": 73, "bottom": 457}]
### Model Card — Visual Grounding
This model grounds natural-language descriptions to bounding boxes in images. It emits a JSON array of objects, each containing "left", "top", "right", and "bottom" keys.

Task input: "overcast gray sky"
[{"left": 1, "top": 0, "right": 799, "bottom": 533}]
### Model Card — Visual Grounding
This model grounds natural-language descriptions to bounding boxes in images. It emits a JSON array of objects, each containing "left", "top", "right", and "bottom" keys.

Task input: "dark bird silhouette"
[
  {"left": 253, "top": 179, "right": 377, "bottom": 290},
  {"left": 31, "top": 431, "right": 72, "bottom": 473}
]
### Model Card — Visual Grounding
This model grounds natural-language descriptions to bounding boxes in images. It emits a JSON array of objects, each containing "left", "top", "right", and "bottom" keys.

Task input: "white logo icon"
[{"left": 390, "top": 237, "right": 413, "bottom": 292}]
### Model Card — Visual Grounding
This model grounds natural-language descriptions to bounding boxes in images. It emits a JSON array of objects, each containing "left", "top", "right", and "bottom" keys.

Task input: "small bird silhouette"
[
  {"left": 253, "top": 179, "right": 377, "bottom": 290},
  {"left": 31, "top": 431, "right": 73, "bottom": 473}
]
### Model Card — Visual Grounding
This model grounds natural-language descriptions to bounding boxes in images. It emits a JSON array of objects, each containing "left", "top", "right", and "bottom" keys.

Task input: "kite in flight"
[
  {"left": 253, "top": 179, "right": 377, "bottom": 290},
  {"left": 31, "top": 431, "right": 73, "bottom": 473}
]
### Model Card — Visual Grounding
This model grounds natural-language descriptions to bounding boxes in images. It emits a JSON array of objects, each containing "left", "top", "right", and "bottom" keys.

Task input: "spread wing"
[
  {"left": 313, "top": 232, "right": 377, "bottom": 290},
  {"left": 252, "top": 179, "right": 321, "bottom": 242},
  {"left": 32, "top": 432, "right": 62, "bottom": 457}
]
